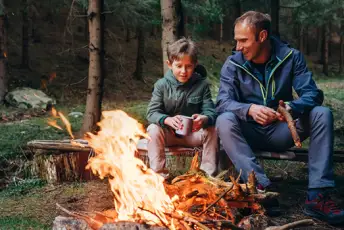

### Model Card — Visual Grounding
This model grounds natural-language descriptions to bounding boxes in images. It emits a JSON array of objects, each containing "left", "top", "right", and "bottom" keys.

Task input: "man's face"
[
  {"left": 234, "top": 22, "right": 263, "bottom": 62},
  {"left": 167, "top": 55, "right": 196, "bottom": 83}
]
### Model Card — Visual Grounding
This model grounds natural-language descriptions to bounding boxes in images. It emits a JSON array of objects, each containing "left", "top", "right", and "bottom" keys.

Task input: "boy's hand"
[
  {"left": 191, "top": 114, "right": 208, "bottom": 132},
  {"left": 248, "top": 104, "right": 278, "bottom": 126},
  {"left": 164, "top": 115, "right": 183, "bottom": 130}
]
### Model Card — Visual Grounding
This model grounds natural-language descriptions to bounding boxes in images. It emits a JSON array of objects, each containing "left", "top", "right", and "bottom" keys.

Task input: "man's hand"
[
  {"left": 191, "top": 114, "right": 208, "bottom": 132},
  {"left": 164, "top": 115, "right": 182, "bottom": 130},
  {"left": 248, "top": 104, "right": 278, "bottom": 126},
  {"left": 276, "top": 103, "right": 292, "bottom": 122}
]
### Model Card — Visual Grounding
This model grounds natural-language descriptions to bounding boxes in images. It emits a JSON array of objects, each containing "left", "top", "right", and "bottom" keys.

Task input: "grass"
[{"left": 0, "top": 216, "right": 49, "bottom": 230}]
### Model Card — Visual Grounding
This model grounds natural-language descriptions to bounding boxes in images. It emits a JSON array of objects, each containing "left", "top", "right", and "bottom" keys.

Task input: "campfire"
[{"left": 51, "top": 109, "right": 314, "bottom": 230}]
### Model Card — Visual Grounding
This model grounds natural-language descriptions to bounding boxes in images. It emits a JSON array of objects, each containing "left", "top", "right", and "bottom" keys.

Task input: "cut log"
[{"left": 30, "top": 148, "right": 96, "bottom": 184}]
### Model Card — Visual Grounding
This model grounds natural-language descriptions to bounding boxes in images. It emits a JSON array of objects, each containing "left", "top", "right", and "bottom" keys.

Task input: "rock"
[
  {"left": 53, "top": 216, "right": 92, "bottom": 230},
  {"left": 5, "top": 87, "right": 56, "bottom": 109},
  {"left": 69, "top": 112, "right": 83, "bottom": 118}
]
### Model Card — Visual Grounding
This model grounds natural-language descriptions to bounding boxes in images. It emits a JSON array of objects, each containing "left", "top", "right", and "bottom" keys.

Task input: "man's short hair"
[
  {"left": 234, "top": 11, "right": 271, "bottom": 40},
  {"left": 167, "top": 38, "right": 198, "bottom": 64}
]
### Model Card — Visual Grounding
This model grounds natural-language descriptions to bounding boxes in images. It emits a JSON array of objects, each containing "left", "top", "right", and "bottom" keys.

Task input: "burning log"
[{"left": 277, "top": 100, "right": 302, "bottom": 148}]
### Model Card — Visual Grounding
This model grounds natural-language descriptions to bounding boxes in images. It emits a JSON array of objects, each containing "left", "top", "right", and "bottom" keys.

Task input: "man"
[{"left": 216, "top": 11, "right": 344, "bottom": 224}]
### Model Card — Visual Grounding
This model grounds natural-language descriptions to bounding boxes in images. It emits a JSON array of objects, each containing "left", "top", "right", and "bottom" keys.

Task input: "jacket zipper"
[{"left": 228, "top": 50, "right": 293, "bottom": 105}]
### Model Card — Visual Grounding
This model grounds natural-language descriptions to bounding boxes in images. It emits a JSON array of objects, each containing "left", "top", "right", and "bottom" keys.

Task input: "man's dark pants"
[{"left": 216, "top": 106, "right": 335, "bottom": 189}]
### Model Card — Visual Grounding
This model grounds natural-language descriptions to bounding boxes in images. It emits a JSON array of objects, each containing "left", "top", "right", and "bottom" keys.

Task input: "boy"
[{"left": 146, "top": 38, "right": 218, "bottom": 178}]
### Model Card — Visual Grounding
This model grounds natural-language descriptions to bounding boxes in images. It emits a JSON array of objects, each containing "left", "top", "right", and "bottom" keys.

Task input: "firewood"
[
  {"left": 264, "top": 219, "right": 315, "bottom": 230},
  {"left": 197, "top": 184, "right": 234, "bottom": 216},
  {"left": 277, "top": 100, "right": 301, "bottom": 148},
  {"left": 56, "top": 203, "right": 103, "bottom": 229},
  {"left": 247, "top": 170, "right": 258, "bottom": 194}
]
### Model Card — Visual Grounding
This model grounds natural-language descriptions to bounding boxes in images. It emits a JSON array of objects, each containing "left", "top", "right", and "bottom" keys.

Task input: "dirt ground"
[{"left": 1, "top": 174, "right": 344, "bottom": 229}]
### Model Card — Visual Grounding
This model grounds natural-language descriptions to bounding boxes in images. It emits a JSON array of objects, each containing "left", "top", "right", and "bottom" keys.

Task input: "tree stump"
[{"left": 28, "top": 140, "right": 96, "bottom": 184}]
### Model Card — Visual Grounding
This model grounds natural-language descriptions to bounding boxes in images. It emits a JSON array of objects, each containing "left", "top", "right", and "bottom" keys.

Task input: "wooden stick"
[
  {"left": 201, "top": 219, "right": 244, "bottom": 230},
  {"left": 265, "top": 219, "right": 315, "bottom": 230},
  {"left": 56, "top": 203, "right": 103, "bottom": 229},
  {"left": 198, "top": 184, "right": 234, "bottom": 216},
  {"left": 277, "top": 100, "right": 302, "bottom": 148}
]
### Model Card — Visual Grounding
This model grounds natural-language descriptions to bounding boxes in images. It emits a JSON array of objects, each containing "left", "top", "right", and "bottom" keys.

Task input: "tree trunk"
[
  {"left": 323, "top": 23, "right": 329, "bottom": 76},
  {"left": 126, "top": 27, "right": 130, "bottom": 42},
  {"left": 160, "top": 0, "right": 183, "bottom": 73},
  {"left": 304, "top": 26, "right": 311, "bottom": 55},
  {"left": 317, "top": 27, "right": 322, "bottom": 59},
  {"left": 299, "top": 24, "right": 304, "bottom": 52},
  {"left": 80, "top": 0, "right": 105, "bottom": 135},
  {"left": 219, "top": 22, "right": 223, "bottom": 44},
  {"left": 21, "top": 0, "right": 29, "bottom": 68},
  {"left": 270, "top": 0, "right": 280, "bottom": 37},
  {"left": 340, "top": 34, "right": 343, "bottom": 74},
  {"left": 134, "top": 27, "right": 145, "bottom": 81},
  {"left": 0, "top": 2, "right": 7, "bottom": 103},
  {"left": 234, "top": 0, "right": 242, "bottom": 19}
]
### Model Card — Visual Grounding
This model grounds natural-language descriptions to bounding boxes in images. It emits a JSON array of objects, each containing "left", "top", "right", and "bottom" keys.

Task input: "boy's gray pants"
[
  {"left": 216, "top": 106, "right": 335, "bottom": 189},
  {"left": 147, "top": 124, "right": 218, "bottom": 176}
]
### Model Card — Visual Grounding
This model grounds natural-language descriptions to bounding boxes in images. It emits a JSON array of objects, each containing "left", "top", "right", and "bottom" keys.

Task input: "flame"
[
  {"left": 58, "top": 112, "right": 74, "bottom": 139},
  {"left": 3, "top": 52, "right": 7, "bottom": 58},
  {"left": 85, "top": 110, "right": 178, "bottom": 227},
  {"left": 47, "top": 119, "right": 63, "bottom": 130},
  {"left": 47, "top": 107, "right": 74, "bottom": 139}
]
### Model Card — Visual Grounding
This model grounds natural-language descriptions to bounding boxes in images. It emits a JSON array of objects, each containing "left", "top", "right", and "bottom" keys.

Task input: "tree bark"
[
  {"left": 317, "top": 27, "right": 322, "bottom": 60},
  {"left": 323, "top": 23, "right": 329, "bottom": 76},
  {"left": 340, "top": 33, "right": 343, "bottom": 74},
  {"left": 270, "top": 0, "right": 280, "bottom": 37},
  {"left": 21, "top": 0, "right": 29, "bottom": 68},
  {"left": 299, "top": 24, "right": 304, "bottom": 53},
  {"left": 134, "top": 27, "right": 145, "bottom": 81},
  {"left": 160, "top": 0, "right": 183, "bottom": 73},
  {"left": 0, "top": 0, "right": 7, "bottom": 103},
  {"left": 219, "top": 22, "right": 223, "bottom": 44},
  {"left": 80, "top": 0, "right": 105, "bottom": 135}
]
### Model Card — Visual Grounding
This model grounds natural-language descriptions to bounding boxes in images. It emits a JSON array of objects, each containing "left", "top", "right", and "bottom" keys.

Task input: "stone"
[{"left": 5, "top": 87, "right": 56, "bottom": 109}]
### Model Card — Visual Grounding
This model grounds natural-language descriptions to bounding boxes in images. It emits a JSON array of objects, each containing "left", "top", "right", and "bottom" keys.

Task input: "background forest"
[{"left": 0, "top": 0, "right": 343, "bottom": 229}]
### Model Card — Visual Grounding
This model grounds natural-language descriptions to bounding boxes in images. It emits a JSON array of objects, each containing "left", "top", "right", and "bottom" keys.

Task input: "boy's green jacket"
[{"left": 146, "top": 67, "right": 216, "bottom": 127}]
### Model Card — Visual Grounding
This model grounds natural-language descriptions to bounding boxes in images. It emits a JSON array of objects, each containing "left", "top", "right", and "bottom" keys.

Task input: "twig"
[
  {"left": 277, "top": 100, "right": 301, "bottom": 148},
  {"left": 56, "top": 203, "right": 103, "bottom": 229},
  {"left": 201, "top": 219, "right": 244, "bottom": 230},
  {"left": 166, "top": 212, "right": 211, "bottom": 230},
  {"left": 137, "top": 207, "right": 169, "bottom": 228},
  {"left": 265, "top": 219, "right": 315, "bottom": 230},
  {"left": 198, "top": 184, "right": 234, "bottom": 216}
]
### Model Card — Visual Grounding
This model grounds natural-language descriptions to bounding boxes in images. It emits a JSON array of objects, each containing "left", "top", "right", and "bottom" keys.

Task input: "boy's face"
[{"left": 167, "top": 55, "right": 196, "bottom": 83}]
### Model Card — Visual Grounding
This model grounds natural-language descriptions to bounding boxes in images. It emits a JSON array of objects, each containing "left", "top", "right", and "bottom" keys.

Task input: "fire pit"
[{"left": 49, "top": 110, "right": 314, "bottom": 230}]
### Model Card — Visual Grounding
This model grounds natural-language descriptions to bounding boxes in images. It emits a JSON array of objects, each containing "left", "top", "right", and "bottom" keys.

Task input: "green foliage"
[
  {"left": 0, "top": 216, "right": 49, "bottom": 230},
  {"left": 182, "top": 0, "right": 224, "bottom": 36},
  {"left": 0, "top": 178, "right": 46, "bottom": 197},
  {"left": 105, "top": 0, "right": 160, "bottom": 29}
]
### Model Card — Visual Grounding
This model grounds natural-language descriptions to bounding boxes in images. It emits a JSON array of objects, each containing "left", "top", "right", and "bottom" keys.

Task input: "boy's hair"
[
  {"left": 234, "top": 11, "right": 271, "bottom": 40},
  {"left": 167, "top": 38, "right": 198, "bottom": 64}
]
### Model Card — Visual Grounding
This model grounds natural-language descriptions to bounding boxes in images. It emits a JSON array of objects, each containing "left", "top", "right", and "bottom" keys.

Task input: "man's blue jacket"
[{"left": 216, "top": 36, "right": 324, "bottom": 121}]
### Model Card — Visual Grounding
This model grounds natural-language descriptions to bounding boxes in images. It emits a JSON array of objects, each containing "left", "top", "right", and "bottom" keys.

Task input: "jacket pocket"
[{"left": 187, "top": 96, "right": 202, "bottom": 104}]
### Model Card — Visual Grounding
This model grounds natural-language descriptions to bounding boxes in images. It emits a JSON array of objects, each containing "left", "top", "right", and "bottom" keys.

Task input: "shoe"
[{"left": 304, "top": 192, "right": 344, "bottom": 225}]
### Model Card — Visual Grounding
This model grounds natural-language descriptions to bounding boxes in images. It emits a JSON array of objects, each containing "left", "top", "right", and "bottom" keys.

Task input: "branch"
[
  {"left": 198, "top": 184, "right": 234, "bottom": 216},
  {"left": 265, "top": 219, "right": 315, "bottom": 230},
  {"left": 280, "top": 0, "right": 313, "bottom": 9},
  {"left": 277, "top": 100, "right": 301, "bottom": 148}
]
